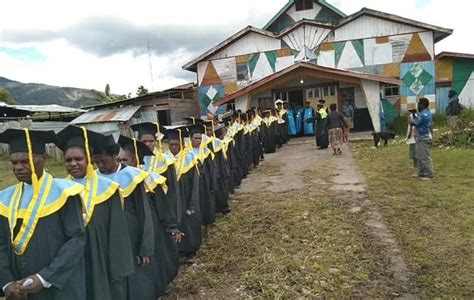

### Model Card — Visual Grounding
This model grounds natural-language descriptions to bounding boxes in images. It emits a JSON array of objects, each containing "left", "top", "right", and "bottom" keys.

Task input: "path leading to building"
[{"left": 169, "top": 137, "right": 415, "bottom": 298}]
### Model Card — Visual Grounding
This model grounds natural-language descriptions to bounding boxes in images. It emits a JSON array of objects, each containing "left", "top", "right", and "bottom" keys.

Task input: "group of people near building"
[
  {"left": 283, "top": 99, "right": 352, "bottom": 155},
  {"left": 0, "top": 107, "right": 290, "bottom": 300}
]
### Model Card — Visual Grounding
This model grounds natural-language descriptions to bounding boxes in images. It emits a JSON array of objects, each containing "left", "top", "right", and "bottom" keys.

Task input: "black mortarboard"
[
  {"left": 95, "top": 131, "right": 120, "bottom": 156},
  {"left": 55, "top": 125, "right": 104, "bottom": 155},
  {"left": 183, "top": 117, "right": 203, "bottom": 125},
  {"left": 188, "top": 124, "right": 205, "bottom": 136},
  {"left": 0, "top": 129, "right": 58, "bottom": 155},
  {"left": 130, "top": 122, "right": 165, "bottom": 139},
  {"left": 118, "top": 135, "right": 153, "bottom": 164},
  {"left": 214, "top": 124, "right": 226, "bottom": 136}
]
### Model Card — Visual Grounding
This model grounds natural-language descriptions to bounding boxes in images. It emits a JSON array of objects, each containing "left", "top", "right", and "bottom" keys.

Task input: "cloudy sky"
[{"left": 0, "top": 0, "right": 472, "bottom": 95}]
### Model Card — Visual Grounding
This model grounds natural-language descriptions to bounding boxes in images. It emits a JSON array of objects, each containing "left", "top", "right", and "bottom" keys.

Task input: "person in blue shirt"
[
  {"left": 303, "top": 101, "right": 315, "bottom": 136},
  {"left": 409, "top": 98, "right": 434, "bottom": 179}
]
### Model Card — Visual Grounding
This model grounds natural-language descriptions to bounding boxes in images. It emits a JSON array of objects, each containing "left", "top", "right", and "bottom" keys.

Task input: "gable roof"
[
  {"left": 435, "top": 52, "right": 474, "bottom": 60},
  {"left": 182, "top": 20, "right": 334, "bottom": 72},
  {"left": 263, "top": 0, "right": 346, "bottom": 31},
  {"left": 214, "top": 62, "right": 401, "bottom": 106},
  {"left": 338, "top": 8, "right": 453, "bottom": 42}
]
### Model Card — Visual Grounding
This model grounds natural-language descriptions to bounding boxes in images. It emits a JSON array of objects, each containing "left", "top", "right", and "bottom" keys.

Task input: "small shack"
[{"left": 80, "top": 83, "right": 197, "bottom": 132}]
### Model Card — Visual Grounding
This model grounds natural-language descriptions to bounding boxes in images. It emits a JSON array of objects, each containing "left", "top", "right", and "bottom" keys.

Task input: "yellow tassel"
[
  {"left": 132, "top": 138, "right": 141, "bottom": 167},
  {"left": 23, "top": 129, "right": 40, "bottom": 191}
]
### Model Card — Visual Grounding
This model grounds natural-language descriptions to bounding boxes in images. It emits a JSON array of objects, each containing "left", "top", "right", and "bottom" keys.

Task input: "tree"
[
  {"left": 105, "top": 84, "right": 111, "bottom": 97},
  {"left": 136, "top": 85, "right": 148, "bottom": 96},
  {"left": 0, "top": 88, "right": 17, "bottom": 105}
]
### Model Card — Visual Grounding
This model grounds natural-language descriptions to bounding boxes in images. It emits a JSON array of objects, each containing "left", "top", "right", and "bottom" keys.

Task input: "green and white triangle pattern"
[{"left": 337, "top": 41, "right": 364, "bottom": 69}]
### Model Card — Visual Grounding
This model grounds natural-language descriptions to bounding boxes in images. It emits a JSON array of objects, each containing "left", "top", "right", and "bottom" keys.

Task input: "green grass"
[
  {"left": 171, "top": 189, "right": 397, "bottom": 298},
  {"left": 350, "top": 141, "right": 474, "bottom": 298},
  {"left": 0, "top": 156, "right": 67, "bottom": 189}
]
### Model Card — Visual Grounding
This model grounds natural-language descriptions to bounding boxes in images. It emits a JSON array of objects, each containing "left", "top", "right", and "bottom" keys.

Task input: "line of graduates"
[{"left": 0, "top": 107, "right": 288, "bottom": 300}]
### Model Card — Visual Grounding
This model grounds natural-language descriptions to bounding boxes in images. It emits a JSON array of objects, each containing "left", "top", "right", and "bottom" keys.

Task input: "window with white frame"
[
  {"left": 384, "top": 84, "right": 399, "bottom": 97},
  {"left": 274, "top": 91, "right": 288, "bottom": 101}
]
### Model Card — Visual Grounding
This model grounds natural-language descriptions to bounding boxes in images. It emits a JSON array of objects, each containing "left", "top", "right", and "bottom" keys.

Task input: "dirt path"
[{"left": 168, "top": 137, "right": 414, "bottom": 298}]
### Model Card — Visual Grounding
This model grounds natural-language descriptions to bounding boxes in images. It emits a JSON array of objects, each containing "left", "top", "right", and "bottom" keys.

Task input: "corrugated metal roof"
[
  {"left": 70, "top": 106, "right": 141, "bottom": 124},
  {"left": 0, "top": 104, "right": 86, "bottom": 113}
]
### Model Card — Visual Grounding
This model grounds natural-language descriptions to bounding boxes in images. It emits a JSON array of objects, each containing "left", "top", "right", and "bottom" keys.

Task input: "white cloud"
[{"left": 0, "top": 0, "right": 472, "bottom": 97}]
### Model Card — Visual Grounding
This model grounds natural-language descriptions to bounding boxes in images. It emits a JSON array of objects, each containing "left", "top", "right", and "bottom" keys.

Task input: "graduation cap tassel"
[
  {"left": 155, "top": 122, "right": 162, "bottom": 151},
  {"left": 80, "top": 126, "right": 95, "bottom": 179},
  {"left": 132, "top": 138, "right": 141, "bottom": 168},
  {"left": 23, "top": 128, "right": 39, "bottom": 192}
]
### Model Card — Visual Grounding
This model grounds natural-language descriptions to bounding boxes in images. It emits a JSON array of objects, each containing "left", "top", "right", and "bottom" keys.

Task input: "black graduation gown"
[
  {"left": 251, "top": 129, "right": 260, "bottom": 167},
  {"left": 147, "top": 183, "right": 179, "bottom": 297},
  {"left": 85, "top": 190, "right": 134, "bottom": 300},
  {"left": 0, "top": 196, "right": 86, "bottom": 300},
  {"left": 160, "top": 163, "right": 181, "bottom": 224},
  {"left": 121, "top": 180, "right": 155, "bottom": 300},
  {"left": 244, "top": 131, "right": 254, "bottom": 173},
  {"left": 315, "top": 113, "right": 329, "bottom": 148},
  {"left": 213, "top": 148, "right": 230, "bottom": 214},
  {"left": 197, "top": 152, "right": 216, "bottom": 226},
  {"left": 224, "top": 140, "right": 236, "bottom": 194},
  {"left": 233, "top": 130, "right": 246, "bottom": 181},
  {"left": 177, "top": 167, "right": 202, "bottom": 254},
  {"left": 263, "top": 120, "right": 277, "bottom": 154},
  {"left": 282, "top": 112, "right": 289, "bottom": 143}
]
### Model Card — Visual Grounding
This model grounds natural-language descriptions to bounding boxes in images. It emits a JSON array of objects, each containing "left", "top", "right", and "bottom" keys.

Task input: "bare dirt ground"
[{"left": 167, "top": 137, "right": 415, "bottom": 299}]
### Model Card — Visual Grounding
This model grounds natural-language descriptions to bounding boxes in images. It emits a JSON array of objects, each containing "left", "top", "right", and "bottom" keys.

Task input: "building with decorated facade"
[{"left": 183, "top": 0, "right": 474, "bottom": 131}]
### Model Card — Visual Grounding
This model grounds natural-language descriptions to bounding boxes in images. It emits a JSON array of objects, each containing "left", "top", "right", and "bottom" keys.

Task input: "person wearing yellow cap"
[
  {"left": 56, "top": 126, "right": 134, "bottom": 300},
  {"left": 0, "top": 129, "right": 86, "bottom": 299}
]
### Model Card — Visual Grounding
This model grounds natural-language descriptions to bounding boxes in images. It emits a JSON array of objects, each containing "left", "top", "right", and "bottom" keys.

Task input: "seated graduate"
[
  {"left": 164, "top": 127, "right": 201, "bottom": 265},
  {"left": 56, "top": 125, "right": 134, "bottom": 300},
  {"left": 130, "top": 123, "right": 181, "bottom": 230},
  {"left": 188, "top": 123, "right": 216, "bottom": 231},
  {"left": 118, "top": 135, "right": 181, "bottom": 297},
  {"left": 0, "top": 129, "right": 86, "bottom": 300},
  {"left": 212, "top": 123, "right": 231, "bottom": 215},
  {"left": 92, "top": 132, "right": 155, "bottom": 300}
]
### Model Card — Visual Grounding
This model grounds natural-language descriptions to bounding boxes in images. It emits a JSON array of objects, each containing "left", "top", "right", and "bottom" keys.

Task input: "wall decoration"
[
  {"left": 201, "top": 62, "right": 222, "bottom": 86},
  {"left": 199, "top": 84, "right": 225, "bottom": 115},
  {"left": 402, "top": 33, "right": 432, "bottom": 62}
]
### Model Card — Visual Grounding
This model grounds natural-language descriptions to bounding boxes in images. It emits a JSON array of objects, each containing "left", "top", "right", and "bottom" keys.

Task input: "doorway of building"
[{"left": 288, "top": 90, "right": 304, "bottom": 108}]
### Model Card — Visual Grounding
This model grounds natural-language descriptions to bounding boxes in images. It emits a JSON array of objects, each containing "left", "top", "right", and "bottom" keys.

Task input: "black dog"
[{"left": 372, "top": 132, "right": 396, "bottom": 147}]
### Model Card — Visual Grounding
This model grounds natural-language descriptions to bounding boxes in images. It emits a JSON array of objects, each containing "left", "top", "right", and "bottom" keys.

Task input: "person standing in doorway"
[
  {"left": 303, "top": 101, "right": 315, "bottom": 136},
  {"left": 409, "top": 98, "right": 435, "bottom": 180},
  {"left": 341, "top": 100, "right": 354, "bottom": 142}
]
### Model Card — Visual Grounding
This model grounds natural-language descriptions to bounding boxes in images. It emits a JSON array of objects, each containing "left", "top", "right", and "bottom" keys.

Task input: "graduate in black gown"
[
  {"left": 93, "top": 134, "right": 155, "bottom": 300},
  {"left": 246, "top": 109, "right": 260, "bottom": 168},
  {"left": 165, "top": 128, "right": 201, "bottom": 265},
  {"left": 209, "top": 123, "right": 231, "bottom": 215},
  {"left": 118, "top": 135, "right": 181, "bottom": 297},
  {"left": 131, "top": 123, "right": 181, "bottom": 230},
  {"left": 56, "top": 126, "right": 134, "bottom": 300},
  {"left": 130, "top": 123, "right": 182, "bottom": 292},
  {"left": 315, "top": 101, "right": 329, "bottom": 149},
  {"left": 188, "top": 124, "right": 216, "bottom": 234},
  {"left": 0, "top": 129, "right": 86, "bottom": 300},
  {"left": 262, "top": 110, "right": 277, "bottom": 154}
]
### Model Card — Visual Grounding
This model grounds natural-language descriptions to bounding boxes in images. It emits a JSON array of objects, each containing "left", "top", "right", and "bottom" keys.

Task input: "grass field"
[{"left": 351, "top": 140, "right": 474, "bottom": 298}]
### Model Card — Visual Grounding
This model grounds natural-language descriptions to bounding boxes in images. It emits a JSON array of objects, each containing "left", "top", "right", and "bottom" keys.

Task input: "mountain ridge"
[{"left": 0, "top": 76, "right": 113, "bottom": 108}]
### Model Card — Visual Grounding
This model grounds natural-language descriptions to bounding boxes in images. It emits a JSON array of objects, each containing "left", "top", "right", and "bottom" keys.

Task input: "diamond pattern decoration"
[{"left": 402, "top": 63, "right": 433, "bottom": 95}]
